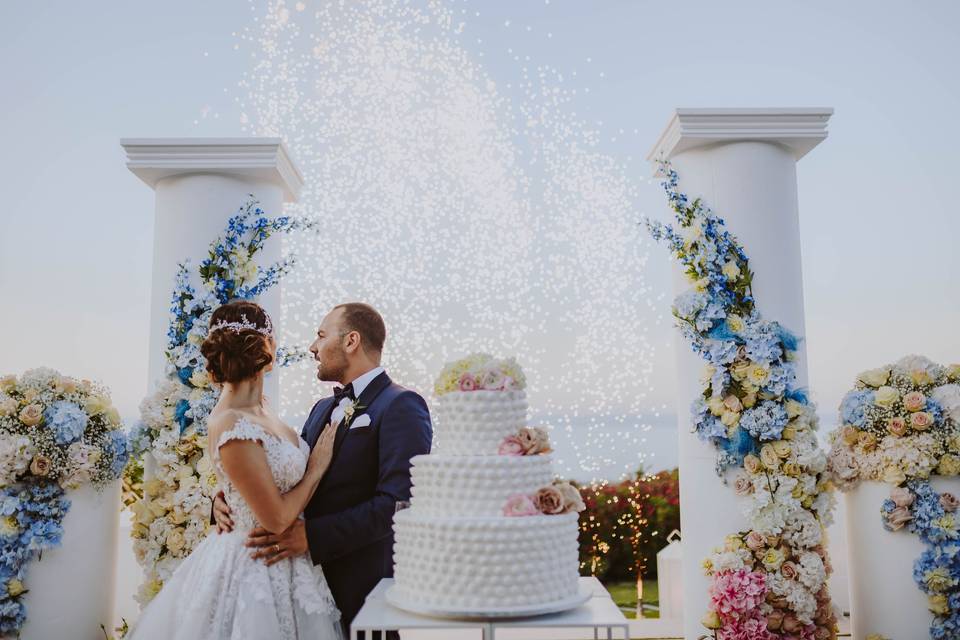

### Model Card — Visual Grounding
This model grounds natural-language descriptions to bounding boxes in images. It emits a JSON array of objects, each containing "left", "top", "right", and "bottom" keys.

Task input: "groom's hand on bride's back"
[
  {"left": 246, "top": 520, "right": 309, "bottom": 565},
  {"left": 213, "top": 491, "right": 234, "bottom": 534}
]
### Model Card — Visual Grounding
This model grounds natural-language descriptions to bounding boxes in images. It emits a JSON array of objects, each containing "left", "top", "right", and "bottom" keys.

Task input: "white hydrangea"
[
  {"left": 796, "top": 550, "right": 827, "bottom": 590},
  {"left": 932, "top": 384, "right": 960, "bottom": 423},
  {"left": 0, "top": 435, "right": 35, "bottom": 485},
  {"left": 782, "top": 509, "right": 823, "bottom": 549}
]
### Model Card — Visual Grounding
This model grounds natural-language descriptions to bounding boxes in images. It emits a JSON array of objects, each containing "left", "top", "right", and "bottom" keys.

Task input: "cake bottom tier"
[{"left": 392, "top": 510, "right": 580, "bottom": 610}]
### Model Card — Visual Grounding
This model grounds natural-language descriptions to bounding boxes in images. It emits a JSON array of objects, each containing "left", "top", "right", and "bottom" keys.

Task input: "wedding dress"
[{"left": 129, "top": 416, "right": 343, "bottom": 640}]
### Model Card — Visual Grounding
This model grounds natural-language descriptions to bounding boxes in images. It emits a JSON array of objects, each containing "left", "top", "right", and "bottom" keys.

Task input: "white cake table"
[{"left": 350, "top": 577, "right": 629, "bottom": 640}]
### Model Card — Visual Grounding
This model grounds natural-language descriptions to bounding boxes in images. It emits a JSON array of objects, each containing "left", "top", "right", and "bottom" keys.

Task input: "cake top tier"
[{"left": 434, "top": 353, "right": 526, "bottom": 396}]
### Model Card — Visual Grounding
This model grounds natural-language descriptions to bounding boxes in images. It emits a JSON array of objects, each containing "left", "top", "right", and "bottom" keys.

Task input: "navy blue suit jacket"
[{"left": 300, "top": 371, "right": 432, "bottom": 631}]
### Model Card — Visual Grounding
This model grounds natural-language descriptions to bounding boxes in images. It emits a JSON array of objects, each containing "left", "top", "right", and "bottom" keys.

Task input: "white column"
[
  {"left": 121, "top": 138, "right": 303, "bottom": 404},
  {"left": 647, "top": 108, "right": 832, "bottom": 639},
  {"left": 115, "top": 138, "right": 302, "bottom": 626}
]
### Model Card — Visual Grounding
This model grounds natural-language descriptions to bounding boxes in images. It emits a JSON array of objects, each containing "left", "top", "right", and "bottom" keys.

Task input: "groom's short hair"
[{"left": 334, "top": 302, "right": 386, "bottom": 354}]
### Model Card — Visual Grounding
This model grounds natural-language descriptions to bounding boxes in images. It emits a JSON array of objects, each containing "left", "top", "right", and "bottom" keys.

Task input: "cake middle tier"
[{"left": 409, "top": 453, "right": 554, "bottom": 517}]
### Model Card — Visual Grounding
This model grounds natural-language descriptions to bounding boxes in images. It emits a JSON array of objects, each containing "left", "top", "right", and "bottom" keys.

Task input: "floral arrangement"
[
  {"left": 125, "top": 199, "right": 313, "bottom": 605},
  {"left": 646, "top": 161, "right": 837, "bottom": 638},
  {"left": 498, "top": 426, "right": 552, "bottom": 456},
  {"left": 827, "top": 356, "right": 960, "bottom": 638},
  {"left": 433, "top": 353, "right": 526, "bottom": 395},
  {"left": 0, "top": 368, "right": 130, "bottom": 634},
  {"left": 502, "top": 480, "right": 586, "bottom": 517}
]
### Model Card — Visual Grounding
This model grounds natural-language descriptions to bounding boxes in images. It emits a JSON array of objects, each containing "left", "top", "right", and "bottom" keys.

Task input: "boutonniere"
[{"left": 342, "top": 399, "right": 367, "bottom": 428}]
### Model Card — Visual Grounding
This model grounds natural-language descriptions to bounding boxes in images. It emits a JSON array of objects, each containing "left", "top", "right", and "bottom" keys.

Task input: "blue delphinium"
[
  {"left": 42, "top": 401, "right": 87, "bottom": 445},
  {"left": 739, "top": 400, "right": 789, "bottom": 441},
  {"left": 840, "top": 389, "right": 874, "bottom": 428}
]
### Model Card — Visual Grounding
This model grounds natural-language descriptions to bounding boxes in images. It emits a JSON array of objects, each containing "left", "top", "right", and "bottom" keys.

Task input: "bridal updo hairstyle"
[{"left": 201, "top": 300, "right": 274, "bottom": 384}]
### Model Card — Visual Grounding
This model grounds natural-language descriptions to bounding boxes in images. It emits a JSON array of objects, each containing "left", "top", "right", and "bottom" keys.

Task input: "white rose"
[
  {"left": 721, "top": 260, "right": 741, "bottom": 280},
  {"left": 874, "top": 386, "right": 900, "bottom": 408},
  {"left": 858, "top": 367, "right": 890, "bottom": 388}
]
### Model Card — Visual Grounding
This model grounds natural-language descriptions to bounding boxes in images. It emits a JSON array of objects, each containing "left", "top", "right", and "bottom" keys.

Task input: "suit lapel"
[
  {"left": 306, "top": 398, "right": 337, "bottom": 448},
  {"left": 331, "top": 371, "right": 393, "bottom": 461}
]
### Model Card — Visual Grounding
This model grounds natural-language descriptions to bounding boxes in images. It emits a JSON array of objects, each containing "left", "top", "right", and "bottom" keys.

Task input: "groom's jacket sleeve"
[{"left": 305, "top": 390, "right": 432, "bottom": 565}]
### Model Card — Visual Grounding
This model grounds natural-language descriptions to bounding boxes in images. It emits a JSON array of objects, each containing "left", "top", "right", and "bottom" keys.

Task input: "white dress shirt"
[{"left": 330, "top": 366, "right": 385, "bottom": 426}]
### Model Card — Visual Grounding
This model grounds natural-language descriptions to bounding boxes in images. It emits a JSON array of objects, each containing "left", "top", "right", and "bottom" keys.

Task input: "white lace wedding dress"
[{"left": 129, "top": 416, "right": 343, "bottom": 640}]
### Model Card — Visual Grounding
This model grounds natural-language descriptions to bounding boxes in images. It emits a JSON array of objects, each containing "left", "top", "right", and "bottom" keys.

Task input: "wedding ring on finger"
[{"left": 274, "top": 544, "right": 281, "bottom": 554}]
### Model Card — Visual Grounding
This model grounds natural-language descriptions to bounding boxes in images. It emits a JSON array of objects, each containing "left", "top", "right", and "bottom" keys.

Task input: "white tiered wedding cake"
[{"left": 388, "top": 354, "right": 587, "bottom": 617}]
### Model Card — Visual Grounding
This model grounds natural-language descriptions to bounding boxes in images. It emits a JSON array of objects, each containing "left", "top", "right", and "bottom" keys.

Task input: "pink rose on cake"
[
  {"left": 497, "top": 435, "right": 525, "bottom": 456},
  {"left": 502, "top": 494, "right": 539, "bottom": 517},
  {"left": 533, "top": 486, "right": 565, "bottom": 514},
  {"left": 517, "top": 426, "right": 551, "bottom": 454},
  {"left": 458, "top": 373, "right": 478, "bottom": 392}
]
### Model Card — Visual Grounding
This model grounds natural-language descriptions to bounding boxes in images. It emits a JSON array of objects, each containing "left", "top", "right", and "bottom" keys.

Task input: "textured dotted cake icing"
[
  {"left": 409, "top": 454, "right": 554, "bottom": 517},
  {"left": 432, "top": 390, "right": 528, "bottom": 455},
  {"left": 392, "top": 511, "right": 580, "bottom": 609}
]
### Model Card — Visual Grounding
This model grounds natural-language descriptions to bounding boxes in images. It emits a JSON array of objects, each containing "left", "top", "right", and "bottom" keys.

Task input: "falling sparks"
[{"left": 232, "top": 0, "right": 666, "bottom": 481}]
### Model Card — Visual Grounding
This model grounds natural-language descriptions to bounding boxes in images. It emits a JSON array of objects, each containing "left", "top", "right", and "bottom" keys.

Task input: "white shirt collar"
[{"left": 347, "top": 366, "right": 385, "bottom": 399}]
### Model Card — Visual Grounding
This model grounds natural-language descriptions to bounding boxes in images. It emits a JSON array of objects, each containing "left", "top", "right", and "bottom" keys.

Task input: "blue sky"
[{"left": 2, "top": 1, "right": 958, "bottom": 477}]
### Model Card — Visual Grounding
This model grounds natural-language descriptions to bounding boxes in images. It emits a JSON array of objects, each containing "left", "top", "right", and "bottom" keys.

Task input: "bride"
[{"left": 129, "top": 300, "right": 343, "bottom": 640}]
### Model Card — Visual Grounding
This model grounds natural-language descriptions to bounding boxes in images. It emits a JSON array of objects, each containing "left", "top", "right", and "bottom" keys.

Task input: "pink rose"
[
  {"left": 458, "top": 373, "right": 478, "bottom": 392},
  {"left": 890, "top": 486, "right": 915, "bottom": 508},
  {"left": 498, "top": 435, "right": 525, "bottom": 456},
  {"left": 516, "top": 427, "right": 551, "bottom": 454},
  {"left": 814, "top": 625, "right": 833, "bottom": 640},
  {"left": 781, "top": 614, "right": 803, "bottom": 633},
  {"left": 887, "top": 416, "right": 908, "bottom": 437},
  {"left": 745, "top": 531, "right": 766, "bottom": 552},
  {"left": 910, "top": 411, "right": 933, "bottom": 430},
  {"left": 502, "top": 494, "right": 538, "bottom": 517},
  {"left": 780, "top": 561, "right": 799, "bottom": 580},
  {"left": 723, "top": 395, "right": 743, "bottom": 413},
  {"left": 884, "top": 505, "right": 913, "bottom": 531},
  {"left": 733, "top": 472, "right": 754, "bottom": 496},
  {"left": 903, "top": 391, "right": 926, "bottom": 412},
  {"left": 766, "top": 610, "right": 785, "bottom": 631},
  {"left": 941, "top": 493, "right": 960, "bottom": 512},
  {"left": 533, "top": 486, "right": 565, "bottom": 514}
]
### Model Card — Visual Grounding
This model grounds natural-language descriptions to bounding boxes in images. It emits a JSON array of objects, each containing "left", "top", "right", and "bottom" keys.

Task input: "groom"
[{"left": 212, "top": 302, "right": 433, "bottom": 637}]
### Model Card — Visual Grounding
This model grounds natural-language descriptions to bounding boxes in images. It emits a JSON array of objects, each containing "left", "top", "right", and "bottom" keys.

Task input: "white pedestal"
[
  {"left": 647, "top": 108, "right": 832, "bottom": 639},
  {"left": 19, "top": 482, "right": 121, "bottom": 640},
  {"left": 845, "top": 478, "right": 958, "bottom": 639}
]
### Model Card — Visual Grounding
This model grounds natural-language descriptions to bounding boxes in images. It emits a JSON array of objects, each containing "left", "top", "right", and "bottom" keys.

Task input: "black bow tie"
[{"left": 333, "top": 383, "right": 356, "bottom": 403}]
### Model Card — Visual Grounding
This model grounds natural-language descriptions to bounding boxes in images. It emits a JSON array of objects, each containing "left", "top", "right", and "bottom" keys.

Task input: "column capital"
[
  {"left": 120, "top": 137, "right": 304, "bottom": 202},
  {"left": 647, "top": 108, "right": 833, "bottom": 165}
]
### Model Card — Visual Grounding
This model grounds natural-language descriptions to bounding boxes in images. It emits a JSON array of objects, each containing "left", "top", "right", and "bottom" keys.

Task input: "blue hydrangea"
[
  {"left": 764, "top": 362, "right": 796, "bottom": 398},
  {"left": 128, "top": 421, "right": 153, "bottom": 458},
  {"left": 741, "top": 320, "right": 783, "bottom": 365},
  {"left": 739, "top": 400, "right": 789, "bottom": 441},
  {"left": 840, "top": 389, "right": 874, "bottom": 428},
  {"left": 102, "top": 430, "right": 131, "bottom": 479},
  {"left": 705, "top": 339, "right": 738, "bottom": 367},
  {"left": 673, "top": 291, "right": 708, "bottom": 319},
  {"left": 42, "top": 401, "right": 88, "bottom": 445}
]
